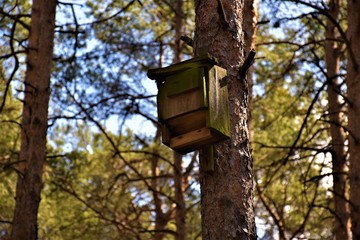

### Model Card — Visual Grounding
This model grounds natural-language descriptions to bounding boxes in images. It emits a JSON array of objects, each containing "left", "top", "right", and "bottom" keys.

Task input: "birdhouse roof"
[{"left": 147, "top": 53, "right": 218, "bottom": 80}]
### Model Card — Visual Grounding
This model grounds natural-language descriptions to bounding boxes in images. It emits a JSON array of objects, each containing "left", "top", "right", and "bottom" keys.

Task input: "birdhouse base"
[
  {"left": 162, "top": 125, "right": 228, "bottom": 154},
  {"left": 171, "top": 127, "right": 212, "bottom": 149}
]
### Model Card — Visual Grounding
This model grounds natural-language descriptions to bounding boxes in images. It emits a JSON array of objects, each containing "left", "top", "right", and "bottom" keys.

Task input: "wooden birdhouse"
[{"left": 147, "top": 54, "right": 230, "bottom": 154}]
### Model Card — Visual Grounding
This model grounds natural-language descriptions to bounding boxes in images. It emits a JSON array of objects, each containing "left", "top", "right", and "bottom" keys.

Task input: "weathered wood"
[
  {"left": 165, "top": 68, "right": 203, "bottom": 97},
  {"left": 147, "top": 53, "right": 218, "bottom": 80},
  {"left": 159, "top": 88, "right": 206, "bottom": 121},
  {"left": 206, "top": 66, "right": 230, "bottom": 137},
  {"left": 170, "top": 127, "right": 213, "bottom": 152},
  {"left": 148, "top": 54, "right": 230, "bottom": 154},
  {"left": 166, "top": 110, "right": 206, "bottom": 135},
  {"left": 169, "top": 128, "right": 229, "bottom": 154}
]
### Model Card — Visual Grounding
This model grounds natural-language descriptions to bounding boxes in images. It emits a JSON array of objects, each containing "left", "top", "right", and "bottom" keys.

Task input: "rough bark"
[
  {"left": 10, "top": 0, "right": 57, "bottom": 239},
  {"left": 194, "top": 0, "right": 256, "bottom": 239},
  {"left": 324, "top": 0, "right": 351, "bottom": 238},
  {"left": 347, "top": 0, "right": 360, "bottom": 238},
  {"left": 173, "top": 0, "right": 183, "bottom": 64}
]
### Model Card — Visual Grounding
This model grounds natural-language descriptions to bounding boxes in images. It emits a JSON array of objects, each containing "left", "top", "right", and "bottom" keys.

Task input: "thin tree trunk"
[
  {"left": 194, "top": 0, "right": 256, "bottom": 239},
  {"left": 325, "top": 0, "right": 351, "bottom": 239},
  {"left": 10, "top": 0, "right": 57, "bottom": 239},
  {"left": 173, "top": 1, "right": 187, "bottom": 238},
  {"left": 256, "top": 185, "right": 286, "bottom": 239},
  {"left": 347, "top": 0, "right": 360, "bottom": 238},
  {"left": 151, "top": 154, "right": 167, "bottom": 240},
  {"left": 151, "top": 129, "right": 168, "bottom": 240},
  {"left": 173, "top": 0, "right": 183, "bottom": 64},
  {"left": 174, "top": 152, "right": 186, "bottom": 240}
]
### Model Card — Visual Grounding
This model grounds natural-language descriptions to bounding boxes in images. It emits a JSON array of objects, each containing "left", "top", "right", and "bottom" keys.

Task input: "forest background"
[{"left": 0, "top": 0, "right": 360, "bottom": 239}]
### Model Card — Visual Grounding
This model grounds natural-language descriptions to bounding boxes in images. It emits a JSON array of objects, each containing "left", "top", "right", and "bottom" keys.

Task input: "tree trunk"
[
  {"left": 325, "top": 0, "right": 350, "bottom": 239},
  {"left": 173, "top": 0, "right": 183, "bottom": 64},
  {"left": 10, "top": 0, "right": 56, "bottom": 239},
  {"left": 151, "top": 131, "right": 168, "bottom": 240},
  {"left": 173, "top": 1, "right": 187, "bottom": 238},
  {"left": 243, "top": 0, "right": 258, "bottom": 139},
  {"left": 151, "top": 154, "right": 167, "bottom": 240},
  {"left": 174, "top": 152, "right": 186, "bottom": 240},
  {"left": 347, "top": 0, "right": 360, "bottom": 238},
  {"left": 194, "top": 0, "right": 256, "bottom": 239}
]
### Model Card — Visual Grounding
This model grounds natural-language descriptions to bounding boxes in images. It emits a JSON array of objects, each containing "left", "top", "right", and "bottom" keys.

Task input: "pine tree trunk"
[
  {"left": 243, "top": 0, "right": 258, "bottom": 139},
  {"left": 194, "top": 0, "right": 256, "bottom": 239},
  {"left": 10, "top": 0, "right": 56, "bottom": 239},
  {"left": 174, "top": 152, "right": 186, "bottom": 240},
  {"left": 173, "top": 1, "right": 187, "bottom": 238},
  {"left": 347, "top": 0, "right": 360, "bottom": 238},
  {"left": 173, "top": 0, "right": 183, "bottom": 64},
  {"left": 151, "top": 154, "right": 167, "bottom": 240},
  {"left": 325, "top": 0, "right": 350, "bottom": 238}
]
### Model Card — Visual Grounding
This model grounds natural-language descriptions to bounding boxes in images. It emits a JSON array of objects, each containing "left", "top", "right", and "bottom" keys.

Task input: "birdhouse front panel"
[
  {"left": 157, "top": 67, "right": 207, "bottom": 123},
  {"left": 147, "top": 54, "right": 230, "bottom": 154}
]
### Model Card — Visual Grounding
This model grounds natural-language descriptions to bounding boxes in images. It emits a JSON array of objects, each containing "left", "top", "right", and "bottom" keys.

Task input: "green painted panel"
[
  {"left": 156, "top": 67, "right": 208, "bottom": 121},
  {"left": 147, "top": 53, "right": 218, "bottom": 80},
  {"left": 164, "top": 68, "right": 203, "bottom": 97},
  {"left": 147, "top": 54, "right": 217, "bottom": 122}
]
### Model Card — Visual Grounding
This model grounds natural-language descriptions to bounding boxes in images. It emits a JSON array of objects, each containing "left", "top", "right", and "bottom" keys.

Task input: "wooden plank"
[
  {"left": 167, "top": 126, "right": 230, "bottom": 154},
  {"left": 165, "top": 110, "right": 206, "bottom": 135},
  {"left": 207, "top": 65, "right": 230, "bottom": 138},
  {"left": 147, "top": 53, "right": 218, "bottom": 79},
  {"left": 158, "top": 89, "right": 205, "bottom": 121},
  {"left": 170, "top": 127, "right": 214, "bottom": 152},
  {"left": 164, "top": 68, "right": 202, "bottom": 97}
]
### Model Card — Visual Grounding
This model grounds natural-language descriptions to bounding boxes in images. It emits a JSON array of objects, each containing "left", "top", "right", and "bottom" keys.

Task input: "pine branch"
[
  {"left": 180, "top": 35, "right": 193, "bottom": 47},
  {"left": 239, "top": 49, "right": 256, "bottom": 79}
]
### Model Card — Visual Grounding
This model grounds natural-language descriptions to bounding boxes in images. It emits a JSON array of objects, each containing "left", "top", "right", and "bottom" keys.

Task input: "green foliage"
[
  {"left": 1, "top": 0, "right": 200, "bottom": 238},
  {"left": 38, "top": 123, "right": 201, "bottom": 239},
  {"left": 252, "top": 1, "right": 347, "bottom": 238},
  {"left": 0, "top": 71, "right": 22, "bottom": 237},
  {"left": 0, "top": 1, "right": 31, "bottom": 237}
]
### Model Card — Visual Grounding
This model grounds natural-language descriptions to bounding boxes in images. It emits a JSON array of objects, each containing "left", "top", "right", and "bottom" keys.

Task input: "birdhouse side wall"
[{"left": 206, "top": 66, "right": 230, "bottom": 138}]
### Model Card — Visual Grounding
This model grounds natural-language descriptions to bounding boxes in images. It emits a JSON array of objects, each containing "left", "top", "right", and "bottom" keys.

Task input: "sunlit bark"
[
  {"left": 325, "top": 0, "right": 351, "bottom": 238},
  {"left": 347, "top": 0, "right": 360, "bottom": 238},
  {"left": 10, "top": 0, "right": 56, "bottom": 239},
  {"left": 194, "top": 0, "right": 256, "bottom": 238}
]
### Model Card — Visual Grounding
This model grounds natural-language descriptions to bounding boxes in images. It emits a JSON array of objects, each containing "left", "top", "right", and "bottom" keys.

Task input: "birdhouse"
[{"left": 147, "top": 54, "right": 230, "bottom": 154}]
